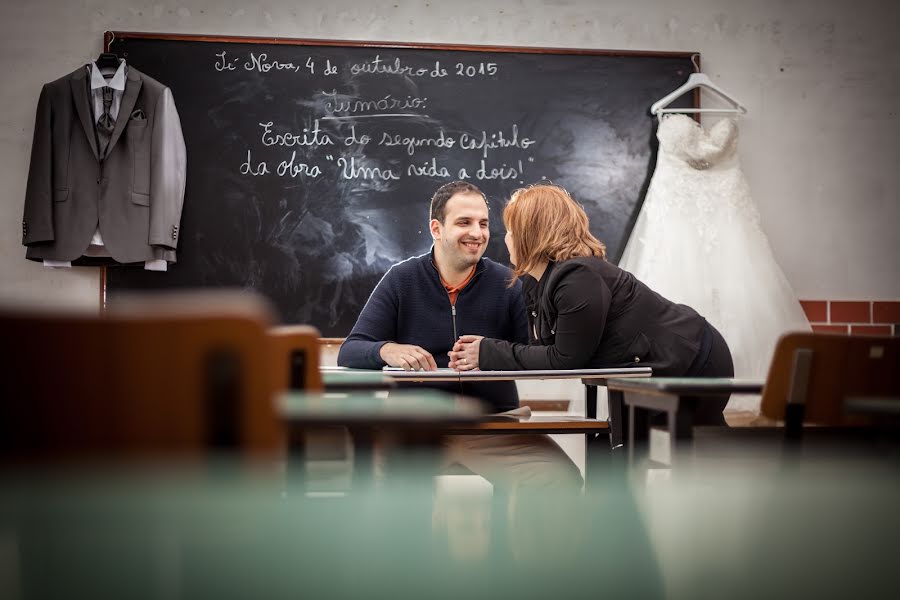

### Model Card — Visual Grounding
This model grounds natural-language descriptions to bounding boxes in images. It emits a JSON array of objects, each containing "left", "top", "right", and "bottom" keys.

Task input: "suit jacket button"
[{"left": 634, "top": 356, "right": 641, "bottom": 363}]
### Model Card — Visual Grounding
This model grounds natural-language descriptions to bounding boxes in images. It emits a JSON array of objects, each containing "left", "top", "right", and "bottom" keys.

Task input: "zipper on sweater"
[
  {"left": 450, "top": 269, "right": 480, "bottom": 345},
  {"left": 429, "top": 257, "right": 479, "bottom": 348},
  {"left": 451, "top": 303, "right": 458, "bottom": 343},
  {"left": 450, "top": 302, "right": 463, "bottom": 394}
]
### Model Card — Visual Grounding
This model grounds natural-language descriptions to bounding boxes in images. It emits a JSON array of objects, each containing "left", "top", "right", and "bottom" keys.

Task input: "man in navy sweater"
[
  {"left": 338, "top": 181, "right": 526, "bottom": 410},
  {"left": 339, "top": 181, "right": 582, "bottom": 490}
]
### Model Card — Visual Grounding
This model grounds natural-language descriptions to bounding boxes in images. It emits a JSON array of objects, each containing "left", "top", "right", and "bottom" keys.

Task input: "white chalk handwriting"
[
  {"left": 321, "top": 90, "right": 428, "bottom": 117},
  {"left": 215, "top": 52, "right": 500, "bottom": 79},
  {"left": 459, "top": 125, "right": 535, "bottom": 159},
  {"left": 337, "top": 157, "right": 401, "bottom": 181},
  {"left": 277, "top": 152, "right": 322, "bottom": 178},
  {"left": 214, "top": 51, "right": 240, "bottom": 72},
  {"left": 259, "top": 121, "right": 335, "bottom": 147},
  {"left": 378, "top": 130, "right": 455, "bottom": 155},
  {"left": 349, "top": 56, "right": 448, "bottom": 78}
]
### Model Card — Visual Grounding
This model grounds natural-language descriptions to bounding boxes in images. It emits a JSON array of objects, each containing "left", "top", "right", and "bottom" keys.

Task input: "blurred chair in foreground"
[
  {"left": 268, "top": 324, "right": 361, "bottom": 490},
  {"left": 760, "top": 332, "right": 900, "bottom": 440},
  {"left": 612, "top": 332, "right": 900, "bottom": 471},
  {"left": 0, "top": 291, "right": 282, "bottom": 462},
  {"left": 268, "top": 324, "right": 323, "bottom": 393}
]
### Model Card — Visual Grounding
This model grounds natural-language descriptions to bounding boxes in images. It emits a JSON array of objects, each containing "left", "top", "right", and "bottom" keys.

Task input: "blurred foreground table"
[{"left": 279, "top": 390, "right": 481, "bottom": 485}]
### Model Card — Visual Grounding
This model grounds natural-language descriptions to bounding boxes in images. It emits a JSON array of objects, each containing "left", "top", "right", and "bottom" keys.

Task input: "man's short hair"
[{"left": 429, "top": 181, "right": 488, "bottom": 223}]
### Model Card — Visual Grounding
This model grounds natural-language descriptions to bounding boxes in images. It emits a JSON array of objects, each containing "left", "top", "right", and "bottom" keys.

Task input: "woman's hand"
[{"left": 449, "top": 335, "right": 484, "bottom": 371}]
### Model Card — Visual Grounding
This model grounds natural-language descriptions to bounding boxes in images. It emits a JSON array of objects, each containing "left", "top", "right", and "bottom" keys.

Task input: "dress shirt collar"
[{"left": 89, "top": 59, "right": 127, "bottom": 91}]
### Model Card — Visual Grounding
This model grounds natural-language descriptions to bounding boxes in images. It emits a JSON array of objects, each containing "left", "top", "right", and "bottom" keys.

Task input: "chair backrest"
[
  {"left": 760, "top": 332, "right": 900, "bottom": 426},
  {"left": 0, "top": 291, "right": 282, "bottom": 461},
  {"left": 267, "top": 324, "right": 323, "bottom": 392}
]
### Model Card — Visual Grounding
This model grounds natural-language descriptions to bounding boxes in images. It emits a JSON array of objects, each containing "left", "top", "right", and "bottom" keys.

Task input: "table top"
[
  {"left": 281, "top": 385, "right": 610, "bottom": 433},
  {"left": 5, "top": 457, "right": 898, "bottom": 598},
  {"left": 321, "top": 369, "right": 395, "bottom": 390},
  {"left": 606, "top": 377, "right": 765, "bottom": 395},
  {"left": 322, "top": 366, "right": 652, "bottom": 383},
  {"left": 278, "top": 390, "right": 482, "bottom": 427}
]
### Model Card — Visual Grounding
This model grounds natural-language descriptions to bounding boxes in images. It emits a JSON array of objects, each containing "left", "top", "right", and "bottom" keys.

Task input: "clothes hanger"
[
  {"left": 650, "top": 54, "right": 747, "bottom": 116},
  {"left": 94, "top": 34, "right": 122, "bottom": 71},
  {"left": 94, "top": 52, "right": 122, "bottom": 70}
]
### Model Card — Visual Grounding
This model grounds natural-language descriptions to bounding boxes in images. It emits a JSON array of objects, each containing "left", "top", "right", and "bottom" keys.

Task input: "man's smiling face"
[{"left": 431, "top": 191, "right": 490, "bottom": 273}]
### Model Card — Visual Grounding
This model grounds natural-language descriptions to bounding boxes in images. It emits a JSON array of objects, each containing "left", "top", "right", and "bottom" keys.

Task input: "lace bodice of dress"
[
  {"left": 646, "top": 114, "right": 759, "bottom": 230},
  {"left": 657, "top": 114, "right": 738, "bottom": 170}
]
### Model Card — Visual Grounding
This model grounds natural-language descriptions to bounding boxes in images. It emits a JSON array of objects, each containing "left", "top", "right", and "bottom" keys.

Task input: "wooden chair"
[
  {"left": 760, "top": 332, "right": 900, "bottom": 438},
  {"left": 0, "top": 291, "right": 282, "bottom": 462},
  {"left": 267, "top": 324, "right": 323, "bottom": 392},
  {"left": 267, "top": 325, "right": 357, "bottom": 471}
]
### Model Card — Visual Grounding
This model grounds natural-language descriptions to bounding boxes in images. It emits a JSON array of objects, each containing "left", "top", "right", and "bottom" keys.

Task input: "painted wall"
[{"left": 1, "top": 0, "right": 897, "bottom": 305}]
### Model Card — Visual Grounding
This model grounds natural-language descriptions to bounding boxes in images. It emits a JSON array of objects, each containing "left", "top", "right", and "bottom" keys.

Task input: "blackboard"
[{"left": 103, "top": 32, "right": 696, "bottom": 337}]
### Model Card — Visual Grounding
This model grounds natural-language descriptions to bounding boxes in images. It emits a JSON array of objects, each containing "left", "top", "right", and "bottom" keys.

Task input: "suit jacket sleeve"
[
  {"left": 480, "top": 263, "right": 611, "bottom": 370},
  {"left": 22, "top": 84, "right": 54, "bottom": 246},
  {"left": 148, "top": 87, "right": 186, "bottom": 249}
]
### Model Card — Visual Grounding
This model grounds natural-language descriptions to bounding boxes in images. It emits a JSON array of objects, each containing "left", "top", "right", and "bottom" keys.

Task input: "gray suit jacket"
[{"left": 22, "top": 65, "right": 186, "bottom": 263}]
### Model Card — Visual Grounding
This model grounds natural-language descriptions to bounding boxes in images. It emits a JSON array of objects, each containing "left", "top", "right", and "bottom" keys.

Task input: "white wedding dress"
[{"left": 619, "top": 114, "right": 809, "bottom": 412}]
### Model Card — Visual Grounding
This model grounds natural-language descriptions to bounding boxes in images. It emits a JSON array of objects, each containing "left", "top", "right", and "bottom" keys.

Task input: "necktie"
[{"left": 97, "top": 86, "right": 114, "bottom": 156}]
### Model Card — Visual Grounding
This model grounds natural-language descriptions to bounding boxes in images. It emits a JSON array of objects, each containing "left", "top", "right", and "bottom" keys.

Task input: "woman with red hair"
[{"left": 450, "top": 183, "right": 734, "bottom": 425}]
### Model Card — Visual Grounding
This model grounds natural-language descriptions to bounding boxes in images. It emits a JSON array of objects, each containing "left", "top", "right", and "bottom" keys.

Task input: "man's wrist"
[{"left": 376, "top": 341, "right": 394, "bottom": 363}]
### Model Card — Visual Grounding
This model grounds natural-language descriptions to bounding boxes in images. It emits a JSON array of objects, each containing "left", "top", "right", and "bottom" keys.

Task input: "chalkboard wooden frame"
[{"left": 99, "top": 31, "right": 699, "bottom": 337}]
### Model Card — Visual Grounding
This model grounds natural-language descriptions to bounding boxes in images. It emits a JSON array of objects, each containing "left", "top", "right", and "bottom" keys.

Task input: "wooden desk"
[
  {"left": 365, "top": 366, "right": 651, "bottom": 453},
  {"left": 314, "top": 367, "right": 649, "bottom": 482},
  {"left": 446, "top": 415, "right": 612, "bottom": 484},
  {"left": 342, "top": 360, "right": 653, "bottom": 440},
  {"left": 447, "top": 415, "right": 609, "bottom": 434},
  {"left": 606, "top": 377, "right": 764, "bottom": 466}
]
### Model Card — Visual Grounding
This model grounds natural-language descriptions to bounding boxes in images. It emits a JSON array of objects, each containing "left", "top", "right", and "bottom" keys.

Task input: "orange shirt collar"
[{"left": 439, "top": 264, "right": 477, "bottom": 304}]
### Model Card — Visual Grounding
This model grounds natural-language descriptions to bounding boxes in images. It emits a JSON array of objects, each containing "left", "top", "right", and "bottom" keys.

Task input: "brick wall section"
[{"left": 800, "top": 300, "right": 899, "bottom": 335}]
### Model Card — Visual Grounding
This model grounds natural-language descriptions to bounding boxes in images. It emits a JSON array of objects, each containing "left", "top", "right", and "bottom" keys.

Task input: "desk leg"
[
  {"left": 585, "top": 384, "right": 597, "bottom": 419},
  {"left": 583, "top": 385, "right": 616, "bottom": 485},
  {"left": 668, "top": 396, "right": 697, "bottom": 468},
  {"left": 627, "top": 403, "right": 651, "bottom": 467},
  {"left": 284, "top": 428, "right": 309, "bottom": 498},
  {"left": 348, "top": 428, "right": 376, "bottom": 490},
  {"left": 608, "top": 389, "right": 628, "bottom": 452},
  {"left": 584, "top": 430, "right": 614, "bottom": 489}
]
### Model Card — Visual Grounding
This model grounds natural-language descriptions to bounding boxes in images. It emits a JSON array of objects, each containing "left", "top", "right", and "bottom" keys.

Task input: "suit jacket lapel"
[
  {"left": 70, "top": 68, "right": 100, "bottom": 161},
  {"left": 105, "top": 67, "right": 142, "bottom": 158}
]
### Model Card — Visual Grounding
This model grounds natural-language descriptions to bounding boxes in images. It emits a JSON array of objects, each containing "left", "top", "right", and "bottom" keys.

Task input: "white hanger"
[{"left": 650, "top": 54, "right": 747, "bottom": 116}]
